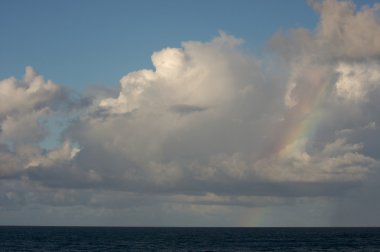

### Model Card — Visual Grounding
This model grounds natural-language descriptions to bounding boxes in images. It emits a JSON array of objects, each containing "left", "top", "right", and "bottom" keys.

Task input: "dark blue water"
[{"left": 0, "top": 227, "right": 379, "bottom": 251}]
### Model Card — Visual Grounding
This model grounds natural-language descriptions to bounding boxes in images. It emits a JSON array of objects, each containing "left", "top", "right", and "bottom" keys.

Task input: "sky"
[
  {"left": 1, "top": 0, "right": 319, "bottom": 90},
  {"left": 0, "top": 0, "right": 380, "bottom": 226}
]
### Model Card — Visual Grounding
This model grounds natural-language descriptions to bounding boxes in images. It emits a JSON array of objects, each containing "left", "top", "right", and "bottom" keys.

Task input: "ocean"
[{"left": 0, "top": 227, "right": 379, "bottom": 251}]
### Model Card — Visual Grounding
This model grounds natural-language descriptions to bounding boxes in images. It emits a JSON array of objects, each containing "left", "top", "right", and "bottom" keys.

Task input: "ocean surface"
[{"left": 0, "top": 227, "right": 379, "bottom": 251}]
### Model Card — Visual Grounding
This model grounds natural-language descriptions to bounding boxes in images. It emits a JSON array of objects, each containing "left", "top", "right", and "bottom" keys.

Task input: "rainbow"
[
  {"left": 238, "top": 207, "right": 273, "bottom": 227},
  {"left": 242, "top": 66, "right": 332, "bottom": 226},
  {"left": 275, "top": 66, "right": 332, "bottom": 159}
]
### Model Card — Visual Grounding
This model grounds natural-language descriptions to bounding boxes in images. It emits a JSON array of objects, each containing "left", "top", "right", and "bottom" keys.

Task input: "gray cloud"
[{"left": 169, "top": 104, "right": 208, "bottom": 115}]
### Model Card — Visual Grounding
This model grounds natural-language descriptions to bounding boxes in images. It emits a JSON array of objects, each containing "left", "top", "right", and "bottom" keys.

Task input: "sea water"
[{"left": 0, "top": 227, "right": 379, "bottom": 251}]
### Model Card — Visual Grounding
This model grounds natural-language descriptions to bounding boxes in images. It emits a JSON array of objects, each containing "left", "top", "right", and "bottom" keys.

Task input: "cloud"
[
  {"left": 336, "top": 61, "right": 380, "bottom": 102},
  {"left": 1, "top": 0, "right": 380, "bottom": 226},
  {"left": 310, "top": 0, "right": 380, "bottom": 60},
  {"left": 65, "top": 13, "right": 379, "bottom": 197},
  {"left": 169, "top": 104, "right": 208, "bottom": 115},
  {"left": 0, "top": 67, "right": 78, "bottom": 178},
  {"left": 26, "top": 140, "right": 80, "bottom": 169},
  {"left": 253, "top": 138, "right": 377, "bottom": 183},
  {"left": 0, "top": 66, "right": 60, "bottom": 117}
]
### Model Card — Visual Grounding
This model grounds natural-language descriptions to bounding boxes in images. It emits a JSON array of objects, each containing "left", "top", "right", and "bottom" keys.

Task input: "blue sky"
[
  {"left": 1, "top": 0, "right": 320, "bottom": 90},
  {"left": 1, "top": 0, "right": 380, "bottom": 226}
]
